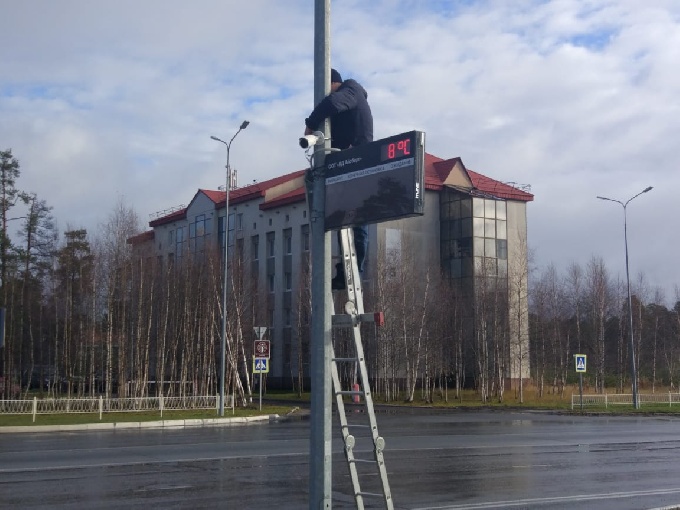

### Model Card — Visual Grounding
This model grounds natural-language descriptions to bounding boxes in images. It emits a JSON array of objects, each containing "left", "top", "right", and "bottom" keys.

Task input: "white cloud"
[{"left": 1, "top": 0, "right": 678, "bottom": 302}]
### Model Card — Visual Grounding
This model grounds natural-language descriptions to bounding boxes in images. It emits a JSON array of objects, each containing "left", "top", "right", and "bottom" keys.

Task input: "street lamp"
[
  {"left": 597, "top": 186, "right": 652, "bottom": 409},
  {"left": 210, "top": 120, "right": 249, "bottom": 416}
]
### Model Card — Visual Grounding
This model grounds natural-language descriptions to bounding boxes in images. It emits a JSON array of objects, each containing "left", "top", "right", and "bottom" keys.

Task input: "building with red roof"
[{"left": 131, "top": 151, "right": 533, "bottom": 388}]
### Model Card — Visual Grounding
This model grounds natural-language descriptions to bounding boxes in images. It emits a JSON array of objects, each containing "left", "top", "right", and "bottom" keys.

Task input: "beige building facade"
[{"left": 130, "top": 153, "right": 533, "bottom": 388}]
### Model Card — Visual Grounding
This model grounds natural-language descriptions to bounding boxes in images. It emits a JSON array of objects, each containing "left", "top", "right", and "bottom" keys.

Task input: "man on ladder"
[
  {"left": 304, "top": 69, "right": 394, "bottom": 509},
  {"left": 303, "top": 68, "right": 372, "bottom": 289}
]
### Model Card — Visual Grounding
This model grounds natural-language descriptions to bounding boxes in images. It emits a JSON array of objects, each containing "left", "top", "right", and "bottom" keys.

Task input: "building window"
[
  {"left": 283, "top": 228, "right": 292, "bottom": 255},
  {"left": 301, "top": 224, "right": 309, "bottom": 252},
  {"left": 219, "top": 213, "right": 235, "bottom": 251},
  {"left": 485, "top": 238, "right": 496, "bottom": 258},
  {"left": 473, "top": 217, "right": 484, "bottom": 237},
  {"left": 284, "top": 271, "right": 292, "bottom": 290},
  {"left": 267, "top": 232, "right": 275, "bottom": 258},
  {"left": 175, "top": 226, "right": 186, "bottom": 255},
  {"left": 235, "top": 238, "right": 244, "bottom": 263},
  {"left": 251, "top": 235, "right": 259, "bottom": 261},
  {"left": 460, "top": 198, "right": 472, "bottom": 218},
  {"left": 228, "top": 213, "right": 235, "bottom": 247},
  {"left": 268, "top": 274, "right": 275, "bottom": 293},
  {"left": 441, "top": 190, "right": 508, "bottom": 281},
  {"left": 472, "top": 197, "right": 485, "bottom": 218},
  {"left": 497, "top": 220, "right": 507, "bottom": 239},
  {"left": 484, "top": 218, "right": 495, "bottom": 238},
  {"left": 496, "top": 239, "right": 508, "bottom": 260},
  {"left": 189, "top": 214, "right": 212, "bottom": 254},
  {"left": 496, "top": 201, "right": 507, "bottom": 220},
  {"left": 484, "top": 199, "right": 496, "bottom": 218}
]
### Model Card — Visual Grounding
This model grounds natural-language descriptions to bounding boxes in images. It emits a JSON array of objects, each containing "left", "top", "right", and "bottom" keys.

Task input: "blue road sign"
[
  {"left": 574, "top": 354, "right": 587, "bottom": 373},
  {"left": 253, "top": 357, "right": 269, "bottom": 374}
]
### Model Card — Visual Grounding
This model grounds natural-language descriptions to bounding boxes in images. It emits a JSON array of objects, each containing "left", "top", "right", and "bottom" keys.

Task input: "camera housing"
[{"left": 299, "top": 131, "right": 325, "bottom": 148}]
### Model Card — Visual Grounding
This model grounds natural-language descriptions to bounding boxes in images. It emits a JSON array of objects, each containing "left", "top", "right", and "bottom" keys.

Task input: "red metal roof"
[
  {"left": 259, "top": 186, "right": 307, "bottom": 210},
  {"left": 147, "top": 153, "right": 532, "bottom": 227},
  {"left": 425, "top": 155, "right": 533, "bottom": 202},
  {"left": 127, "top": 230, "right": 154, "bottom": 245},
  {"left": 201, "top": 189, "right": 224, "bottom": 204},
  {"left": 467, "top": 168, "right": 533, "bottom": 202},
  {"left": 149, "top": 207, "right": 186, "bottom": 227},
  {"left": 227, "top": 169, "right": 306, "bottom": 208}
]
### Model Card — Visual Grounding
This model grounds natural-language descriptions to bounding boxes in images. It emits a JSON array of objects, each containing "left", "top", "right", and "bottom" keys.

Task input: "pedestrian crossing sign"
[
  {"left": 253, "top": 357, "right": 269, "bottom": 374},
  {"left": 574, "top": 354, "right": 587, "bottom": 373}
]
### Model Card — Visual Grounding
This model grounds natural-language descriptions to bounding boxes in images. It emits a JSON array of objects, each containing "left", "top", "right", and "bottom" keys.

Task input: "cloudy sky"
[{"left": 1, "top": 0, "right": 678, "bottom": 303}]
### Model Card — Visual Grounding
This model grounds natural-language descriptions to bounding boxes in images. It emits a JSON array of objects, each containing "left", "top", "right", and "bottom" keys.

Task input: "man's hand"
[{"left": 304, "top": 126, "right": 313, "bottom": 136}]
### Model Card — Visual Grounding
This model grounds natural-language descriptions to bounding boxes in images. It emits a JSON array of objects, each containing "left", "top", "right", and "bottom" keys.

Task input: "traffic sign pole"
[
  {"left": 252, "top": 357, "right": 269, "bottom": 410},
  {"left": 260, "top": 370, "right": 263, "bottom": 411},
  {"left": 574, "top": 354, "right": 587, "bottom": 412}
]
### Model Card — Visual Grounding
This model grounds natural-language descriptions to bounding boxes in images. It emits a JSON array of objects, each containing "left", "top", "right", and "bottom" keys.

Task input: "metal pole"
[
  {"left": 259, "top": 371, "right": 263, "bottom": 411},
  {"left": 597, "top": 186, "right": 652, "bottom": 411},
  {"left": 623, "top": 202, "right": 640, "bottom": 409},
  {"left": 310, "top": 0, "right": 332, "bottom": 507},
  {"left": 210, "top": 122, "right": 249, "bottom": 416},
  {"left": 579, "top": 373, "right": 583, "bottom": 412}
]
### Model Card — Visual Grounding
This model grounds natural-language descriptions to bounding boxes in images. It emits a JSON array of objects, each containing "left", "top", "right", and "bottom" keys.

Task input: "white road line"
[
  {"left": 411, "top": 487, "right": 680, "bottom": 509},
  {"left": 0, "top": 451, "right": 308, "bottom": 474}
]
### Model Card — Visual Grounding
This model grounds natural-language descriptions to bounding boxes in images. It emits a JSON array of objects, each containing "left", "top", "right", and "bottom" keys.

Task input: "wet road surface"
[{"left": 1, "top": 409, "right": 680, "bottom": 509}]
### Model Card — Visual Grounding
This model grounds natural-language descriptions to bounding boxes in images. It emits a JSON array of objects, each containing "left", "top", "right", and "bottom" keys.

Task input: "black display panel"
[{"left": 324, "top": 130, "right": 425, "bottom": 230}]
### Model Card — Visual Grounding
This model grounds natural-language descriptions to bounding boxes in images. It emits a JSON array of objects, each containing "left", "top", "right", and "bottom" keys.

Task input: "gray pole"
[
  {"left": 597, "top": 186, "right": 652, "bottom": 410},
  {"left": 310, "top": 0, "right": 332, "bottom": 507},
  {"left": 210, "top": 121, "right": 249, "bottom": 416}
]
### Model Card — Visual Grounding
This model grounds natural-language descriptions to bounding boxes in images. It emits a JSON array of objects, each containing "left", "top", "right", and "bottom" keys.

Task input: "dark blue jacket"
[{"left": 305, "top": 79, "right": 373, "bottom": 149}]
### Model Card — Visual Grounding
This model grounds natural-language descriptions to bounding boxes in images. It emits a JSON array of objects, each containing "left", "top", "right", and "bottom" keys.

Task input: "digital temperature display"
[
  {"left": 324, "top": 130, "right": 425, "bottom": 230},
  {"left": 380, "top": 138, "right": 411, "bottom": 161}
]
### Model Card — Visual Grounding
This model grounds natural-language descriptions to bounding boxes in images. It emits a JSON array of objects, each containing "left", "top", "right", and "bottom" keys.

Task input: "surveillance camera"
[{"left": 299, "top": 131, "right": 325, "bottom": 149}]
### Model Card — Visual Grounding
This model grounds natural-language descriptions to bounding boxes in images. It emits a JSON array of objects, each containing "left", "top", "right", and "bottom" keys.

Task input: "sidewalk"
[{"left": 0, "top": 414, "right": 280, "bottom": 434}]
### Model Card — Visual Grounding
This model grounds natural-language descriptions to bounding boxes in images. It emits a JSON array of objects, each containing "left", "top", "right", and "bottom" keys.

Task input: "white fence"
[
  {"left": 0, "top": 395, "right": 221, "bottom": 422},
  {"left": 571, "top": 392, "right": 680, "bottom": 409}
]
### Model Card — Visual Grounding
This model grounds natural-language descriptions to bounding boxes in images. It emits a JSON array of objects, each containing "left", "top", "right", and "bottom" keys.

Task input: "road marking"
[
  {"left": 0, "top": 451, "right": 308, "bottom": 474},
  {"left": 134, "top": 485, "right": 193, "bottom": 493},
  {"left": 411, "top": 487, "right": 680, "bottom": 509}
]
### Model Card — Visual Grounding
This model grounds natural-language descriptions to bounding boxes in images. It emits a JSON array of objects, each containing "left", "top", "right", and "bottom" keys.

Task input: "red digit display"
[{"left": 380, "top": 138, "right": 412, "bottom": 161}]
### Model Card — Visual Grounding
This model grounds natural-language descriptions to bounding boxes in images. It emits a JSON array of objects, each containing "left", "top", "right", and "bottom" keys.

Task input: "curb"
[{"left": 0, "top": 414, "right": 278, "bottom": 434}]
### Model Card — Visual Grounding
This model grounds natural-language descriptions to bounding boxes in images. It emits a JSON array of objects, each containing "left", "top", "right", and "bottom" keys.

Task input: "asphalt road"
[{"left": 2, "top": 409, "right": 680, "bottom": 509}]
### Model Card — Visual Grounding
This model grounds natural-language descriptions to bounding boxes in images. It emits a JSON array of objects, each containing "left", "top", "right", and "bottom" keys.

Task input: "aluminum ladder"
[{"left": 331, "top": 227, "right": 394, "bottom": 510}]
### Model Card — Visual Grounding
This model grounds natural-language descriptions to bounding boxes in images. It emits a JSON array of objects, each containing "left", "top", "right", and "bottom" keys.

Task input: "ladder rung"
[
  {"left": 341, "top": 424, "right": 371, "bottom": 429},
  {"left": 349, "top": 458, "right": 377, "bottom": 464},
  {"left": 357, "top": 492, "right": 383, "bottom": 498},
  {"left": 332, "top": 357, "right": 358, "bottom": 362},
  {"left": 332, "top": 313, "right": 382, "bottom": 326},
  {"left": 337, "top": 390, "right": 364, "bottom": 396}
]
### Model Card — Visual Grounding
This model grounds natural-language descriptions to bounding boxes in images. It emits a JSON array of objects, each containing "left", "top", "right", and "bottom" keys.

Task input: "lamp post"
[
  {"left": 210, "top": 120, "right": 249, "bottom": 416},
  {"left": 597, "top": 186, "right": 652, "bottom": 410}
]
